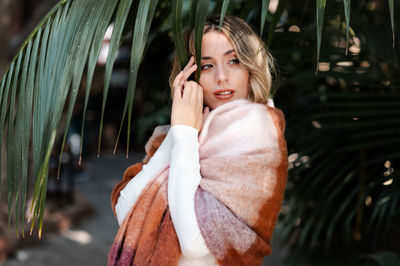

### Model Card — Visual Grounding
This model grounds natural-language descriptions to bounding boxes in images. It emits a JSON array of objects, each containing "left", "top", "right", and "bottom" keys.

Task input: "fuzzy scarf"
[{"left": 108, "top": 99, "right": 288, "bottom": 266}]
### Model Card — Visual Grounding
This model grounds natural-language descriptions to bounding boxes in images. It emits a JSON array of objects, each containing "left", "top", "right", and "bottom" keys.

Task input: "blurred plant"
[
  {"left": 270, "top": 0, "right": 400, "bottom": 264},
  {"left": 0, "top": 4, "right": 398, "bottom": 266},
  {"left": 356, "top": 251, "right": 400, "bottom": 266}
]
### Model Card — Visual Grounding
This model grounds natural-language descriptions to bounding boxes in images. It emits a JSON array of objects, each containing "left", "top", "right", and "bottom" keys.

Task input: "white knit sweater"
[{"left": 115, "top": 125, "right": 217, "bottom": 265}]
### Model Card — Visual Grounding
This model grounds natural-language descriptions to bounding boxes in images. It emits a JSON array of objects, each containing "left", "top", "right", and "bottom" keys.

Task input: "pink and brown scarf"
[{"left": 108, "top": 99, "right": 288, "bottom": 266}]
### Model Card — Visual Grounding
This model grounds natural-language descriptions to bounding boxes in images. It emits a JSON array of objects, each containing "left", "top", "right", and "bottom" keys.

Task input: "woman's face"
[{"left": 199, "top": 31, "right": 249, "bottom": 110}]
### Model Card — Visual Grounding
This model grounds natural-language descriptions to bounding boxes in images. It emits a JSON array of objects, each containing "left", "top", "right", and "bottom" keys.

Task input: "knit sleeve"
[
  {"left": 114, "top": 131, "right": 172, "bottom": 225},
  {"left": 168, "top": 125, "right": 211, "bottom": 259}
]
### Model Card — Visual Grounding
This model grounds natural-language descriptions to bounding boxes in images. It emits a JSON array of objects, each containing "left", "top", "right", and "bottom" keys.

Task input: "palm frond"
[
  {"left": 343, "top": 0, "right": 351, "bottom": 54},
  {"left": 316, "top": 0, "right": 327, "bottom": 74},
  {"left": 260, "top": 0, "right": 270, "bottom": 37},
  {"left": 0, "top": 0, "right": 158, "bottom": 237},
  {"left": 114, "top": 0, "right": 159, "bottom": 156},
  {"left": 219, "top": 0, "right": 231, "bottom": 30},
  {"left": 194, "top": 0, "right": 210, "bottom": 82},
  {"left": 189, "top": 0, "right": 197, "bottom": 29},
  {"left": 357, "top": 251, "right": 400, "bottom": 266},
  {"left": 171, "top": 0, "right": 187, "bottom": 69},
  {"left": 388, "top": 0, "right": 395, "bottom": 47},
  {"left": 79, "top": 1, "right": 118, "bottom": 164},
  {"left": 98, "top": 0, "right": 134, "bottom": 156},
  {"left": 282, "top": 89, "right": 400, "bottom": 262}
]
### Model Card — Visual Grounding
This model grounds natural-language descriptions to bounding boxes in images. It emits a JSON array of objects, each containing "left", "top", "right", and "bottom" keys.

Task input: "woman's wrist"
[{"left": 170, "top": 125, "right": 199, "bottom": 145}]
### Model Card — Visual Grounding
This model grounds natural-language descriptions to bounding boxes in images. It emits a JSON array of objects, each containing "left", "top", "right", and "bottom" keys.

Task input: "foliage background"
[{"left": 0, "top": 0, "right": 399, "bottom": 265}]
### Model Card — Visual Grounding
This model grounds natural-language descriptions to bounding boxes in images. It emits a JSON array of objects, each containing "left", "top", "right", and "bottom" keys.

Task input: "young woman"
[{"left": 108, "top": 15, "right": 288, "bottom": 266}]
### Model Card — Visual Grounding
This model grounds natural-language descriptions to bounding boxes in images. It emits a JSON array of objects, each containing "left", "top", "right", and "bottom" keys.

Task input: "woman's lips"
[{"left": 214, "top": 89, "right": 235, "bottom": 100}]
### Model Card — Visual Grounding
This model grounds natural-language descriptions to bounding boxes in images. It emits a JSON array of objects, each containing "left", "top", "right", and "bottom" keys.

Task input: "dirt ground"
[{"left": 1, "top": 152, "right": 286, "bottom": 266}]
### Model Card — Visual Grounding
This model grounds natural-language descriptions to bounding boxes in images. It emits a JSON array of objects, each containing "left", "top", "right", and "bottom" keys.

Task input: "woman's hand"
[{"left": 171, "top": 57, "right": 205, "bottom": 131}]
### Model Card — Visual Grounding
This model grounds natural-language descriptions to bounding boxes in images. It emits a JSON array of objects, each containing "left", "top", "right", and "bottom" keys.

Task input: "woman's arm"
[
  {"left": 168, "top": 56, "right": 211, "bottom": 258},
  {"left": 168, "top": 125, "right": 211, "bottom": 259},
  {"left": 115, "top": 131, "right": 172, "bottom": 225}
]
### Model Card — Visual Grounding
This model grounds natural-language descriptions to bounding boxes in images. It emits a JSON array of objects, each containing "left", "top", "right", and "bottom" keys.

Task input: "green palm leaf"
[
  {"left": 343, "top": 0, "right": 351, "bottom": 54},
  {"left": 79, "top": 1, "right": 118, "bottom": 164},
  {"left": 98, "top": 0, "right": 134, "bottom": 156},
  {"left": 357, "top": 251, "right": 400, "bottom": 266},
  {"left": 171, "top": 0, "right": 187, "bottom": 69},
  {"left": 0, "top": 0, "right": 158, "bottom": 237},
  {"left": 388, "top": 0, "right": 395, "bottom": 47},
  {"left": 114, "top": 0, "right": 159, "bottom": 156},
  {"left": 219, "top": 0, "right": 231, "bottom": 29},
  {"left": 282, "top": 89, "right": 400, "bottom": 261},
  {"left": 194, "top": 0, "right": 210, "bottom": 82},
  {"left": 316, "top": 0, "right": 326, "bottom": 73},
  {"left": 190, "top": 0, "right": 198, "bottom": 29},
  {"left": 260, "top": 0, "right": 270, "bottom": 37}
]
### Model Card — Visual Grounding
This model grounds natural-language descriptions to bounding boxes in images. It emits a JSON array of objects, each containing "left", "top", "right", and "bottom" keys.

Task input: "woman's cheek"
[{"left": 202, "top": 93, "right": 213, "bottom": 108}]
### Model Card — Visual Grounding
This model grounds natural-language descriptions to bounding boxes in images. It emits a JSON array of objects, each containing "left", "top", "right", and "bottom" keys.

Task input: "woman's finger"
[
  {"left": 172, "top": 71, "right": 186, "bottom": 98},
  {"left": 182, "top": 64, "right": 197, "bottom": 81},
  {"left": 173, "top": 84, "right": 182, "bottom": 100},
  {"left": 202, "top": 106, "right": 210, "bottom": 124},
  {"left": 172, "top": 71, "right": 183, "bottom": 87},
  {"left": 203, "top": 106, "right": 210, "bottom": 115},
  {"left": 182, "top": 81, "right": 194, "bottom": 101},
  {"left": 190, "top": 82, "right": 201, "bottom": 102},
  {"left": 172, "top": 75, "right": 182, "bottom": 93},
  {"left": 182, "top": 56, "right": 194, "bottom": 72},
  {"left": 196, "top": 85, "right": 204, "bottom": 112}
]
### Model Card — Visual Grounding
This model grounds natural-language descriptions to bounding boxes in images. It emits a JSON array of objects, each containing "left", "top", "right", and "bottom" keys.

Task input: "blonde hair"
[{"left": 169, "top": 15, "right": 276, "bottom": 104}]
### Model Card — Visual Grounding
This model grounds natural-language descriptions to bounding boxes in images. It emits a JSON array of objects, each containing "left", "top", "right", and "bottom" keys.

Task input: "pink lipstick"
[{"left": 213, "top": 89, "right": 235, "bottom": 100}]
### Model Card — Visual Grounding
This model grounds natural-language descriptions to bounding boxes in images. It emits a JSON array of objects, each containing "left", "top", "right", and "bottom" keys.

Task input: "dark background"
[{"left": 0, "top": 0, "right": 399, "bottom": 265}]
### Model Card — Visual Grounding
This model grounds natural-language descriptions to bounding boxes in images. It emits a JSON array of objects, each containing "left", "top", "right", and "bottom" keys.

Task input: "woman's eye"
[
  {"left": 201, "top": 64, "right": 213, "bottom": 70},
  {"left": 229, "top": 58, "right": 240, "bottom": 64}
]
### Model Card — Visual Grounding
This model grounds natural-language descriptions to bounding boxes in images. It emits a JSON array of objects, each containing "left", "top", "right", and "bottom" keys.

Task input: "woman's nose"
[{"left": 216, "top": 65, "right": 228, "bottom": 84}]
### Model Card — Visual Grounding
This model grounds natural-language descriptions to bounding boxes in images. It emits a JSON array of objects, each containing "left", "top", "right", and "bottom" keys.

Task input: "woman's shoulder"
[
  {"left": 243, "top": 99, "right": 286, "bottom": 134},
  {"left": 266, "top": 104, "right": 286, "bottom": 134}
]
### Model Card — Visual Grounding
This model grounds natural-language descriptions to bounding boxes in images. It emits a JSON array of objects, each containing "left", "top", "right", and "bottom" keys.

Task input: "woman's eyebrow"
[
  {"left": 224, "top": 49, "right": 235, "bottom": 56},
  {"left": 201, "top": 49, "right": 236, "bottom": 60}
]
